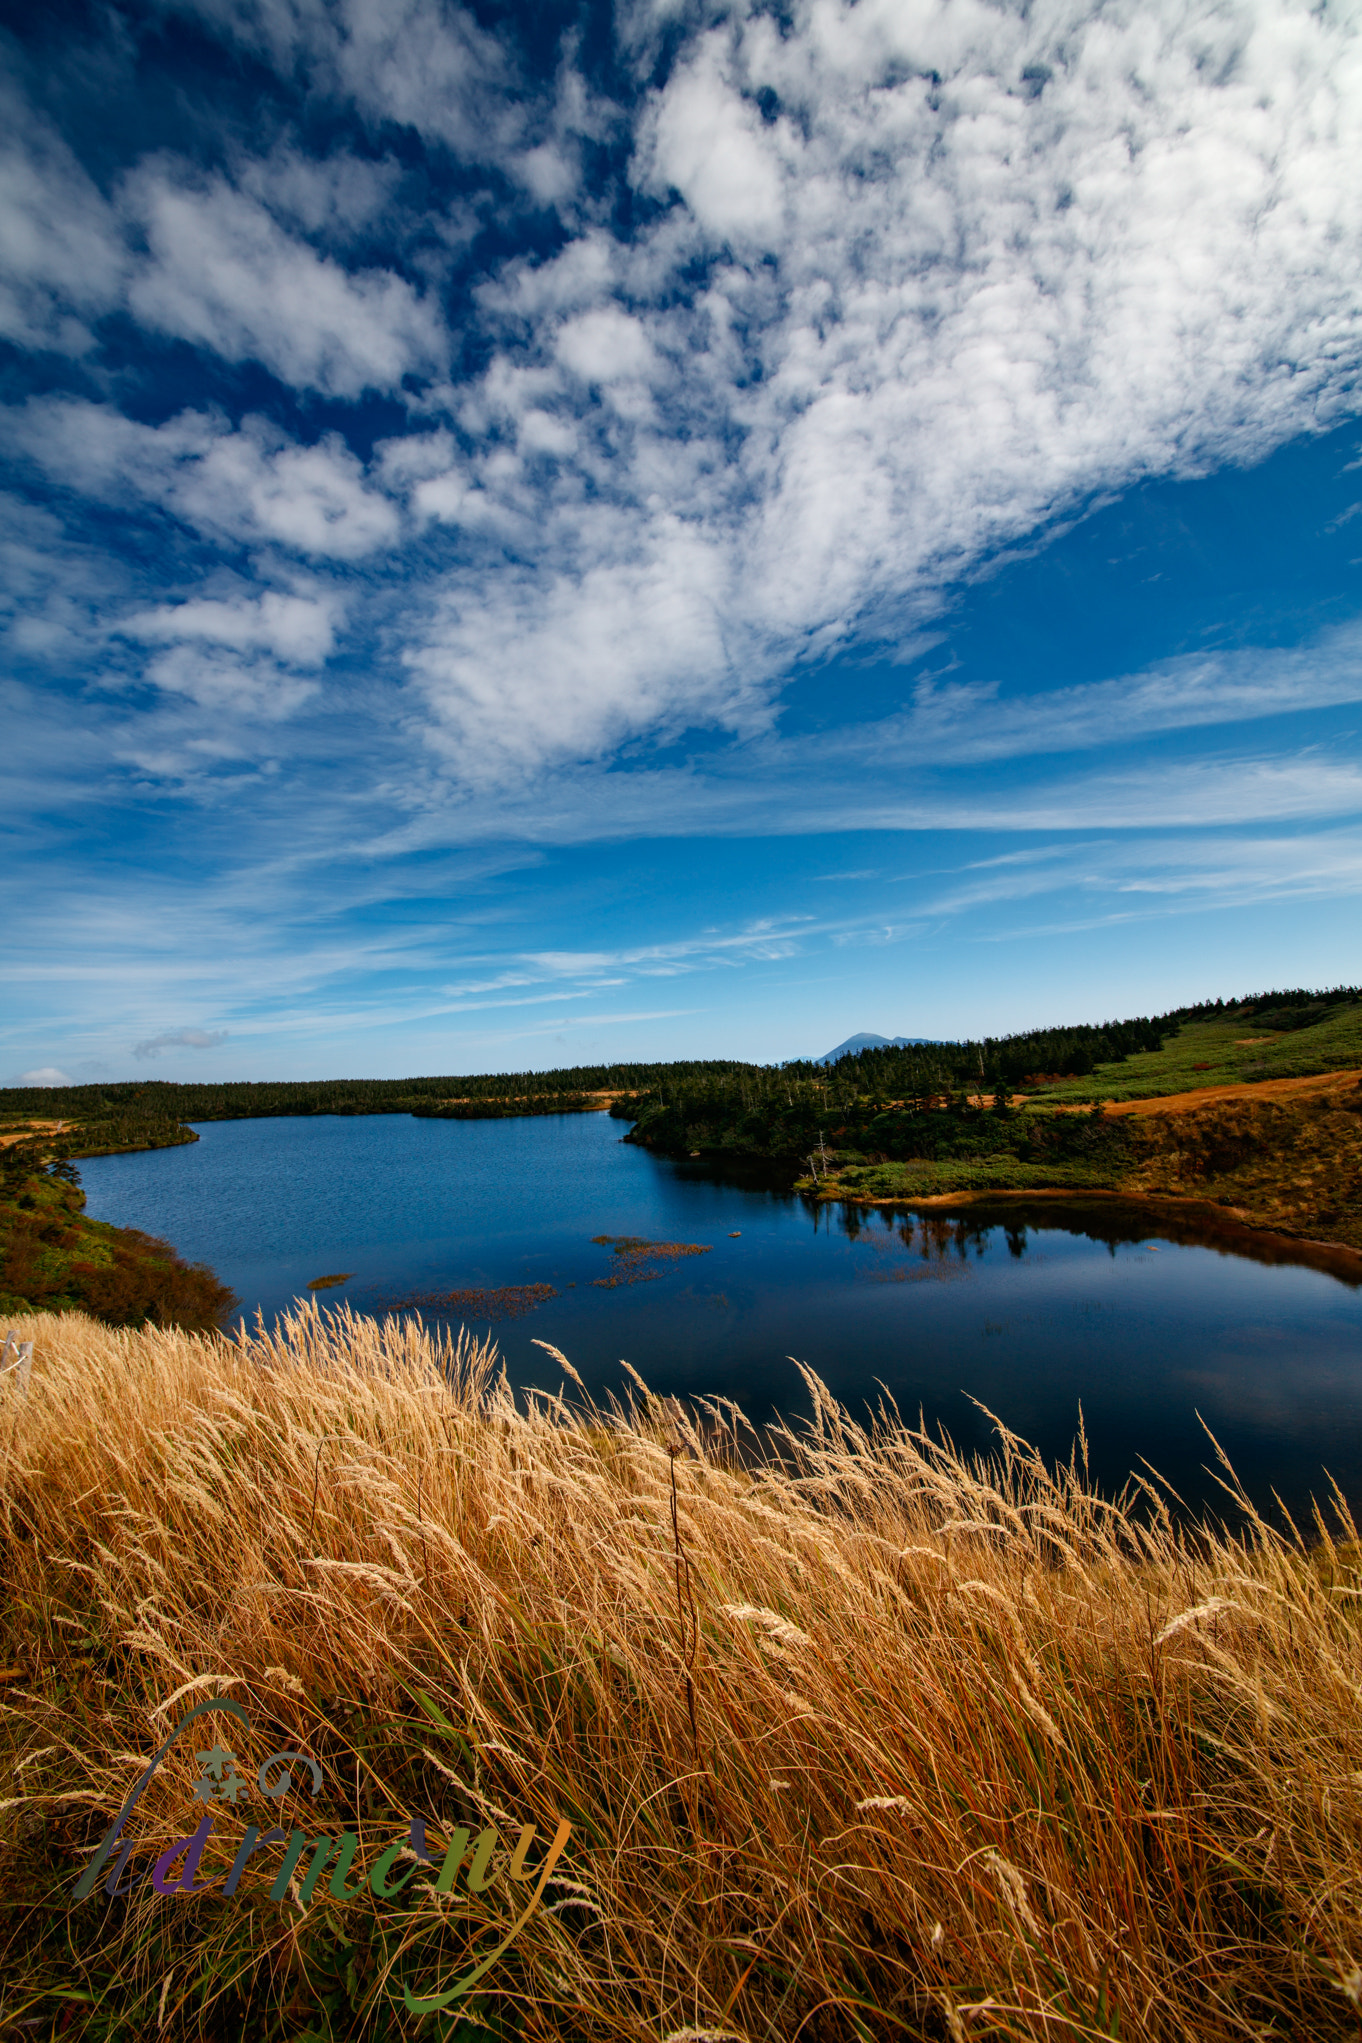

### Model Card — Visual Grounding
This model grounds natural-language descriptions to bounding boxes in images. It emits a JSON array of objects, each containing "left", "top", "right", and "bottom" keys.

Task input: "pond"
[{"left": 77, "top": 1108, "right": 1362, "bottom": 1525}]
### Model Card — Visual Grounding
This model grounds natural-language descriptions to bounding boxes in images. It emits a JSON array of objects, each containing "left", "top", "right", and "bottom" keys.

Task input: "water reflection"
[
  {"left": 676, "top": 1146, "right": 1362, "bottom": 1287},
  {"left": 811, "top": 1190, "right": 1362, "bottom": 1287}
]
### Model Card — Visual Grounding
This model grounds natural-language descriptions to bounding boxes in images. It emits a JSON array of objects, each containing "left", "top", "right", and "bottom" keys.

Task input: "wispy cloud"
[
  {"left": 132, "top": 1027, "right": 229, "bottom": 1059},
  {"left": 124, "top": 166, "right": 447, "bottom": 399},
  {"left": 929, "top": 827, "right": 1362, "bottom": 929},
  {"left": 843, "top": 627, "right": 1362, "bottom": 768},
  {"left": 0, "top": 77, "right": 126, "bottom": 355}
]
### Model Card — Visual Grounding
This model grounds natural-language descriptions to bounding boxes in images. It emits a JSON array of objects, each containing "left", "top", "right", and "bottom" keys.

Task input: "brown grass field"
[
  {"left": 1097, "top": 1069, "right": 1362, "bottom": 1117},
  {"left": 3, "top": 1306, "right": 1362, "bottom": 2040}
]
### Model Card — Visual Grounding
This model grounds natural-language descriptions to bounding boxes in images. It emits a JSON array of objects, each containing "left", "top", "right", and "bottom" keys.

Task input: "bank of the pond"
[
  {"left": 0, "top": 1131, "right": 236, "bottom": 1330},
  {"left": 784, "top": 1072, "right": 1362, "bottom": 1255}
]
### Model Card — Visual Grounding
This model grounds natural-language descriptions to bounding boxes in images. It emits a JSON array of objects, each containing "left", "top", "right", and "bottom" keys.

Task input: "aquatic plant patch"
[
  {"left": 589, "top": 1236, "right": 710, "bottom": 1286},
  {"left": 375, "top": 1282, "right": 559, "bottom": 1319}
]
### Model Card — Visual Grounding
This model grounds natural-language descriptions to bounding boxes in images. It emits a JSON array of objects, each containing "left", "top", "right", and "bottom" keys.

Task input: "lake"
[{"left": 77, "top": 1108, "right": 1362, "bottom": 1524}]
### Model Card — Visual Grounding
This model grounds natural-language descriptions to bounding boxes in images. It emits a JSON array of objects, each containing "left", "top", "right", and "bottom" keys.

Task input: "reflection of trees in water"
[
  {"left": 826, "top": 1202, "right": 1004, "bottom": 1280},
  {"left": 811, "top": 1192, "right": 1362, "bottom": 1290},
  {"left": 967, "top": 1198, "right": 1362, "bottom": 1284}
]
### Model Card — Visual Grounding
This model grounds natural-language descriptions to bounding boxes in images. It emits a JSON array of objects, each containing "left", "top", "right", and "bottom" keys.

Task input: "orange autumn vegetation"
[{"left": 3, "top": 1307, "right": 1362, "bottom": 2038}]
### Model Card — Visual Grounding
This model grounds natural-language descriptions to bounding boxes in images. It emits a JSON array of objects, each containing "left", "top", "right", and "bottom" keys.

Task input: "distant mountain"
[{"left": 809, "top": 1032, "right": 939, "bottom": 1064}]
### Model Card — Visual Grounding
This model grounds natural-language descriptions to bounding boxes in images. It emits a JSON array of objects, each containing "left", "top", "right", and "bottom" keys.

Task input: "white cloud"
[
  {"left": 0, "top": 80, "right": 126, "bottom": 354},
  {"left": 17, "top": 1066, "right": 73, "bottom": 1086},
  {"left": 387, "top": 0, "right": 1362, "bottom": 774},
  {"left": 237, "top": 144, "right": 401, "bottom": 239},
  {"left": 8, "top": 0, "right": 1362, "bottom": 806},
  {"left": 555, "top": 308, "right": 655, "bottom": 383},
  {"left": 125, "top": 167, "right": 445, "bottom": 396},
  {"left": 868, "top": 757, "right": 1362, "bottom": 835},
  {"left": 406, "top": 518, "right": 766, "bottom": 775},
  {"left": 825, "top": 623, "right": 1362, "bottom": 767},
  {"left": 518, "top": 409, "right": 577, "bottom": 457},
  {"left": 180, "top": 0, "right": 521, "bottom": 158},
  {"left": 132, "top": 1026, "right": 229, "bottom": 1059},
  {"left": 141, "top": 646, "right": 320, "bottom": 719},
  {"left": 0, "top": 489, "right": 123, "bottom": 666},
  {"left": 374, "top": 430, "right": 458, "bottom": 487},
  {"left": 481, "top": 234, "right": 618, "bottom": 320},
  {"left": 7, "top": 403, "right": 400, "bottom": 560},
  {"left": 516, "top": 142, "right": 578, "bottom": 207},
  {"left": 332, "top": 0, "right": 519, "bottom": 157},
  {"left": 174, "top": 422, "right": 404, "bottom": 557},
  {"left": 123, "top": 590, "right": 338, "bottom": 663},
  {"left": 934, "top": 827, "right": 1362, "bottom": 934},
  {"left": 637, "top": 32, "right": 784, "bottom": 244}
]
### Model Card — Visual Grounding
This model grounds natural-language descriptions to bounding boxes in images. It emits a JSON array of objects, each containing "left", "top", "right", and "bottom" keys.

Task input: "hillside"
[
  {"left": 0, "top": 1132, "right": 236, "bottom": 1329},
  {"left": 819, "top": 1072, "right": 1362, "bottom": 1252},
  {"left": 1026, "top": 1001, "right": 1362, "bottom": 1102}
]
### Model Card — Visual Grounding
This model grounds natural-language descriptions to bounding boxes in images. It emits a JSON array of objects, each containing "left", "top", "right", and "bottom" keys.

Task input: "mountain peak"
[{"left": 809, "top": 1032, "right": 937, "bottom": 1064}]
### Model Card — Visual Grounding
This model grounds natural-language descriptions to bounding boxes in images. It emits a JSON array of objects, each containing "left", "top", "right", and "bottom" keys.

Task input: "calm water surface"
[{"left": 78, "top": 1110, "right": 1362, "bottom": 1522}]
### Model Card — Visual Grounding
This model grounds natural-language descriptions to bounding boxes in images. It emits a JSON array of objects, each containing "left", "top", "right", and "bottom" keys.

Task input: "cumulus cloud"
[
  {"left": 6, "top": 0, "right": 1362, "bottom": 800},
  {"left": 132, "top": 1027, "right": 229, "bottom": 1059},
  {"left": 17, "top": 1066, "right": 73, "bottom": 1086},
  {"left": 180, "top": 0, "right": 523, "bottom": 159},
  {"left": 6, "top": 403, "right": 400, "bottom": 559},
  {"left": 140, "top": 647, "right": 321, "bottom": 718},
  {"left": 406, "top": 520, "right": 768, "bottom": 775},
  {"left": 124, "top": 168, "right": 445, "bottom": 396},
  {"left": 178, "top": 424, "right": 402, "bottom": 557},
  {"left": 123, "top": 590, "right": 339, "bottom": 664},
  {"left": 637, "top": 32, "right": 784, "bottom": 244},
  {"left": 237, "top": 144, "right": 401, "bottom": 240},
  {"left": 0, "top": 82, "right": 441, "bottom": 389},
  {"left": 554, "top": 308, "right": 655, "bottom": 384}
]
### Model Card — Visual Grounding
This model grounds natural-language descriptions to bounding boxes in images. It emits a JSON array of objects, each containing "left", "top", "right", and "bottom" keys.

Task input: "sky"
[{"left": 2, "top": 0, "right": 1361, "bottom": 1085}]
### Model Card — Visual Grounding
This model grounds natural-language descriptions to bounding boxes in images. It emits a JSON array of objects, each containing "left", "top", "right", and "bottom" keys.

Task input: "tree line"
[{"left": 0, "top": 1060, "right": 757, "bottom": 1139}]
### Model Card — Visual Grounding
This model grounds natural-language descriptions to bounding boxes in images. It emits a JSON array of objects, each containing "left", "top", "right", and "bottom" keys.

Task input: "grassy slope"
[
  {"left": 1116, "top": 1081, "right": 1362, "bottom": 1242},
  {"left": 5, "top": 1307, "right": 1362, "bottom": 2041},
  {"left": 1027, "top": 1007, "right": 1362, "bottom": 1103},
  {"left": 0, "top": 1156, "right": 237, "bottom": 1329}
]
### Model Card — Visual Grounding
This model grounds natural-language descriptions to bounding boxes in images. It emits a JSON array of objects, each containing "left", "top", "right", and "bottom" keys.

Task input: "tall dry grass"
[{"left": 2, "top": 1306, "right": 1362, "bottom": 2041}]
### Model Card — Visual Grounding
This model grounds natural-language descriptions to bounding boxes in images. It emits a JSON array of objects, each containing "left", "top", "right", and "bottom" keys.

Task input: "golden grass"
[{"left": 3, "top": 1307, "right": 1362, "bottom": 2040}]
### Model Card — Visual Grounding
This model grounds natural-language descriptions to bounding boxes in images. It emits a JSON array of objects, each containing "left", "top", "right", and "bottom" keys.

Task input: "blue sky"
[{"left": 3, "top": 0, "right": 1361, "bottom": 1083}]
